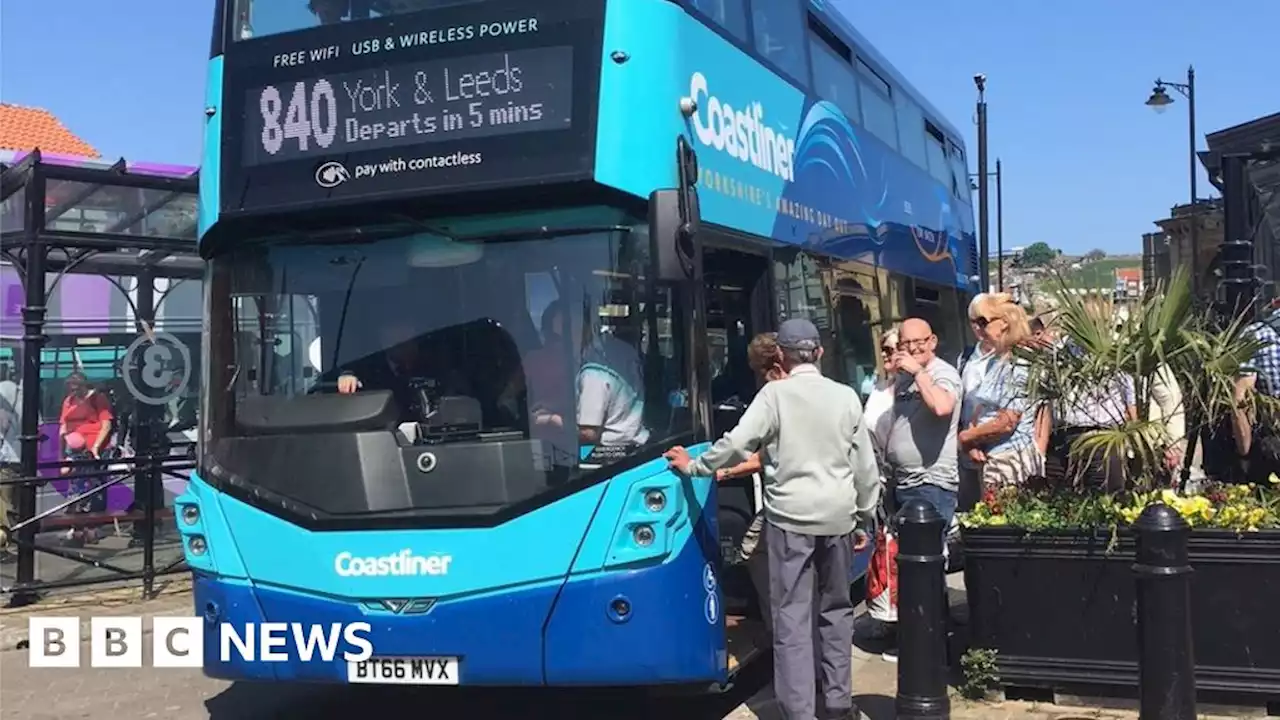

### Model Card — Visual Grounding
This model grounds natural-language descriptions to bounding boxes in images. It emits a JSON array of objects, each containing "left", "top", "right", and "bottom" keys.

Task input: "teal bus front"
[{"left": 186, "top": 0, "right": 732, "bottom": 686}]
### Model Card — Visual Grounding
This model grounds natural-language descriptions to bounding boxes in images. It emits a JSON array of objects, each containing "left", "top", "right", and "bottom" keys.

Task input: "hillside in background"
[{"left": 1053, "top": 255, "right": 1142, "bottom": 288}]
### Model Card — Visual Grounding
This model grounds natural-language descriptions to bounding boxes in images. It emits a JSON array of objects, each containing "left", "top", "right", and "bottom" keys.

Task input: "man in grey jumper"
[{"left": 665, "top": 318, "right": 880, "bottom": 720}]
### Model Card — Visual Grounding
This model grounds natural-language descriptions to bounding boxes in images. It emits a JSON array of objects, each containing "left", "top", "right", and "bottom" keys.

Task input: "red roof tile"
[{"left": 0, "top": 104, "right": 99, "bottom": 158}]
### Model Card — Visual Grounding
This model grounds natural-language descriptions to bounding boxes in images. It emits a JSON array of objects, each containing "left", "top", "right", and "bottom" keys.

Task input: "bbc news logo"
[{"left": 27, "top": 617, "right": 373, "bottom": 668}]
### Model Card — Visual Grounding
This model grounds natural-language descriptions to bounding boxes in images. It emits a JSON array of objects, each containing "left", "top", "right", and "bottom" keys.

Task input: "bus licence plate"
[{"left": 347, "top": 656, "right": 459, "bottom": 685}]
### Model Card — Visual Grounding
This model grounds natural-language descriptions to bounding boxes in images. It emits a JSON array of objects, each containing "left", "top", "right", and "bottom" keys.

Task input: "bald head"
[
  {"left": 900, "top": 318, "right": 932, "bottom": 340},
  {"left": 898, "top": 317, "right": 937, "bottom": 363}
]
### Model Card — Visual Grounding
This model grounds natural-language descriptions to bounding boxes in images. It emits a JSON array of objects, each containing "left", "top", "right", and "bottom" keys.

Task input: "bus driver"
[{"left": 334, "top": 319, "right": 469, "bottom": 422}]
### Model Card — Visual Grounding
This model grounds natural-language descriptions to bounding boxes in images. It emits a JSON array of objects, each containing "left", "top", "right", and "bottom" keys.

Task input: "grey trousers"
[{"left": 767, "top": 521, "right": 855, "bottom": 720}]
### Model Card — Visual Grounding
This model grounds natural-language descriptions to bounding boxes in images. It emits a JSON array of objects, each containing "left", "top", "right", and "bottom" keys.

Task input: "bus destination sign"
[{"left": 242, "top": 45, "right": 574, "bottom": 166}]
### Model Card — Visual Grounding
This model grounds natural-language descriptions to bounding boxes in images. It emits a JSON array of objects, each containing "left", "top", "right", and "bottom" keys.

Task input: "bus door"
[{"left": 698, "top": 237, "right": 772, "bottom": 628}]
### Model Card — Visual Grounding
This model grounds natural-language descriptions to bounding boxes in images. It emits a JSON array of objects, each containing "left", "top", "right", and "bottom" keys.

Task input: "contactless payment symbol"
[{"left": 315, "top": 161, "right": 350, "bottom": 188}]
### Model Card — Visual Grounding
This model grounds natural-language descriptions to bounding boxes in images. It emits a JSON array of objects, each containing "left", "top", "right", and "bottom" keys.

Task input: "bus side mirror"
[{"left": 649, "top": 188, "right": 699, "bottom": 281}]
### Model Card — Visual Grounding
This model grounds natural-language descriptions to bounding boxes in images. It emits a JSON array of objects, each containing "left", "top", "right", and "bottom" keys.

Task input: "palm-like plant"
[{"left": 1018, "top": 268, "right": 1266, "bottom": 492}]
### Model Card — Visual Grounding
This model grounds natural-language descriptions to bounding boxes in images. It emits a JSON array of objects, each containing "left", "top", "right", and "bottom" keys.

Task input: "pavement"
[
  {"left": 726, "top": 647, "right": 1150, "bottom": 720},
  {"left": 0, "top": 575, "right": 194, "bottom": 651},
  {"left": 0, "top": 575, "right": 1243, "bottom": 720}
]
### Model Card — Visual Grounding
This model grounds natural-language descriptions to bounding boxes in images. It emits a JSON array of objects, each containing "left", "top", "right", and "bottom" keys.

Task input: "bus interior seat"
[{"left": 417, "top": 318, "right": 522, "bottom": 429}]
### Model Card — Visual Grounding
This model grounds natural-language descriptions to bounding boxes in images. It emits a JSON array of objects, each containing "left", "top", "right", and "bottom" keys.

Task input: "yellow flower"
[{"left": 1270, "top": 473, "right": 1280, "bottom": 485}]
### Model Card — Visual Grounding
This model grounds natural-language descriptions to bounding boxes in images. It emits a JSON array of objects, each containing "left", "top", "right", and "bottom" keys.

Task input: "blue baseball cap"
[{"left": 777, "top": 318, "right": 821, "bottom": 350}]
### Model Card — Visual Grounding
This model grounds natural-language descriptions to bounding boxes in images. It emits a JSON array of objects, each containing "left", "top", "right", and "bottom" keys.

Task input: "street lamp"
[
  {"left": 970, "top": 160, "right": 1004, "bottom": 290},
  {"left": 975, "top": 74, "right": 990, "bottom": 292},
  {"left": 1145, "top": 66, "right": 1198, "bottom": 293},
  {"left": 1145, "top": 85, "right": 1174, "bottom": 113}
]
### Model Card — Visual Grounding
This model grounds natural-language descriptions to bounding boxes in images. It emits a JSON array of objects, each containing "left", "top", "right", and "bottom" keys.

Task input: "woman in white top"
[
  {"left": 958, "top": 294, "right": 995, "bottom": 510},
  {"left": 864, "top": 326, "right": 900, "bottom": 454}
]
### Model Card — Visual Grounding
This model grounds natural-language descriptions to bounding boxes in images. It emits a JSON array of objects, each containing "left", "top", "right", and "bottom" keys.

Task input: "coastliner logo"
[
  {"left": 688, "top": 71, "right": 796, "bottom": 182},
  {"left": 315, "top": 161, "right": 350, "bottom": 188},
  {"left": 334, "top": 550, "right": 453, "bottom": 577}
]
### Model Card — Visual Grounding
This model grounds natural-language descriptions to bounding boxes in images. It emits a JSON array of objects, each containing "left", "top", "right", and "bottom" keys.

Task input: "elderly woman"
[
  {"left": 958, "top": 294, "right": 1042, "bottom": 488},
  {"left": 958, "top": 294, "right": 994, "bottom": 508},
  {"left": 864, "top": 326, "right": 900, "bottom": 452}
]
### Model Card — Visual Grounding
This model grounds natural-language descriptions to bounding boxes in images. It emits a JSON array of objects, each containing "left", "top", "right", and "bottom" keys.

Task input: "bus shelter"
[{"left": 0, "top": 150, "right": 202, "bottom": 606}]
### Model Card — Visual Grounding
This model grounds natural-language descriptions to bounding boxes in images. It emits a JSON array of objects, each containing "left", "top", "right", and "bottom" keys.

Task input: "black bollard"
[
  {"left": 895, "top": 499, "right": 950, "bottom": 720},
  {"left": 1133, "top": 502, "right": 1196, "bottom": 720}
]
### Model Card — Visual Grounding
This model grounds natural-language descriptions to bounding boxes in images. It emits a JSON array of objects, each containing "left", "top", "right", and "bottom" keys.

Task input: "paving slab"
[{"left": 0, "top": 576, "right": 193, "bottom": 651}]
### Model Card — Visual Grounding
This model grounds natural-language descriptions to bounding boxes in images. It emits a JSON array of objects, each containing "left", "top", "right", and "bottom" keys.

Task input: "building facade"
[{"left": 1143, "top": 112, "right": 1280, "bottom": 307}]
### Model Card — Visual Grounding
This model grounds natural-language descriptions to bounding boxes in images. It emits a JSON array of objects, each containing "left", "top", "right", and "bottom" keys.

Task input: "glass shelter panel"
[{"left": 42, "top": 180, "right": 198, "bottom": 241}]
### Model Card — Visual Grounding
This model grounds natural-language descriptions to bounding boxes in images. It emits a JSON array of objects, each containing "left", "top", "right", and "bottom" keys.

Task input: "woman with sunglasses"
[
  {"left": 958, "top": 294, "right": 1042, "bottom": 488},
  {"left": 957, "top": 294, "right": 995, "bottom": 510},
  {"left": 864, "top": 327, "right": 900, "bottom": 452}
]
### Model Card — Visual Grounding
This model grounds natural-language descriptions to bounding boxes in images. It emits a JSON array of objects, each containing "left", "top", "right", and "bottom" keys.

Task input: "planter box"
[{"left": 962, "top": 526, "right": 1280, "bottom": 706}]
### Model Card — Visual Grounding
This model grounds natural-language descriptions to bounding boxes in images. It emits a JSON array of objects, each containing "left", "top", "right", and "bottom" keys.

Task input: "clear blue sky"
[{"left": 3, "top": 0, "right": 1277, "bottom": 255}]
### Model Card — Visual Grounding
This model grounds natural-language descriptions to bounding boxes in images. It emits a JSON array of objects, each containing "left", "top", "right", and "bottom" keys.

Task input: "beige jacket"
[{"left": 1149, "top": 365, "right": 1185, "bottom": 449}]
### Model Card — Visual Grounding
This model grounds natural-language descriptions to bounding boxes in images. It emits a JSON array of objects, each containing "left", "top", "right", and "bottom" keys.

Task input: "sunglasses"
[{"left": 972, "top": 317, "right": 998, "bottom": 329}]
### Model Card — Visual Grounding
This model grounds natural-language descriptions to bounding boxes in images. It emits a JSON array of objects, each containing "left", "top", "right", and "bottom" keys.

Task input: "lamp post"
[
  {"left": 975, "top": 74, "right": 990, "bottom": 292},
  {"left": 970, "top": 160, "right": 1004, "bottom": 290},
  {"left": 1145, "top": 66, "right": 1198, "bottom": 295}
]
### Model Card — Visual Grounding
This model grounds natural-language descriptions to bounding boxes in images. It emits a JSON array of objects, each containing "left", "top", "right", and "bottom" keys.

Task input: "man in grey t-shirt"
[{"left": 884, "top": 318, "right": 963, "bottom": 529}]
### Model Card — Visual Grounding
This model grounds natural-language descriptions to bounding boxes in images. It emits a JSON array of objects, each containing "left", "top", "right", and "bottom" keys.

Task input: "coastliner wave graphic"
[{"left": 781, "top": 99, "right": 966, "bottom": 278}]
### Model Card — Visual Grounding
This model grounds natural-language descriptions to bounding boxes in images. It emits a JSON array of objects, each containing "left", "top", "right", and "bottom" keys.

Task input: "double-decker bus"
[{"left": 182, "top": 0, "right": 976, "bottom": 687}]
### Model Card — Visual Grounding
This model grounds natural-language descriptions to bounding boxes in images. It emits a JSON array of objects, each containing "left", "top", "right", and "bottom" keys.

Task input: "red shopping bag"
[{"left": 865, "top": 524, "right": 898, "bottom": 623}]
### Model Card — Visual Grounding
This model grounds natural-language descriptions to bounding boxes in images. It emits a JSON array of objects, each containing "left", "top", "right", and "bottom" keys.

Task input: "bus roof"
[{"left": 811, "top": 1, "right": 967, "bottom": 146}]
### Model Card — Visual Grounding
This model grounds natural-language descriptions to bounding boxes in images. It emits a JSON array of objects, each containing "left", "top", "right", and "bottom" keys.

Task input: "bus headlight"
[
  {"left": 188, "top": 535, "right": 208, "bottom": 556},
  {"left": 180, "top": 505, "right": 200, "bottom": 526},
  {"left": 633, "top": 525, "right": 655, "bottom": 547},
  {"left": 644, "top": 490, "right": 666, "bottom": 513}
]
